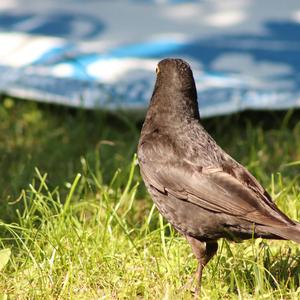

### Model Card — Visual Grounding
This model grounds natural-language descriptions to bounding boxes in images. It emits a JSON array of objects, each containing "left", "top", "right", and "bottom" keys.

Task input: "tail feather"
[{"left": 263, "top": 224, "right": 300, "bottom": 244}]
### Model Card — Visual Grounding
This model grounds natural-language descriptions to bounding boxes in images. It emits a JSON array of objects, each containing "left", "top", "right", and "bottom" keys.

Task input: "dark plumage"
[{"left": 137, "top": 58, "right": 300, "bottom": 292}]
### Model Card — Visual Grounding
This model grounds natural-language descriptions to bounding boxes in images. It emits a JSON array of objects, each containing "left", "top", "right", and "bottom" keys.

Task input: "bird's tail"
[{"left": 263, "top": 224, "right": 300, "bottom": 244}]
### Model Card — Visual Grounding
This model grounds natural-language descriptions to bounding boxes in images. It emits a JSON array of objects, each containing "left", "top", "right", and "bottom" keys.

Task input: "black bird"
[{"left": 137, "top": 58, "right": 300, "bottom": 292}]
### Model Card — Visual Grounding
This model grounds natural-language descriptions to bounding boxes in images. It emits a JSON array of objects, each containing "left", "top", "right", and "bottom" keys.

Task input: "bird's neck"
[{"left": 143, "top": 87, "right": 200, "bottom": 131}]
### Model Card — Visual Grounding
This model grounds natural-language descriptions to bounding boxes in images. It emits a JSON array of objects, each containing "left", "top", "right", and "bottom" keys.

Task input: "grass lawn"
[{"left": 0, "top": 97, "right": 299, "bottom": 299}]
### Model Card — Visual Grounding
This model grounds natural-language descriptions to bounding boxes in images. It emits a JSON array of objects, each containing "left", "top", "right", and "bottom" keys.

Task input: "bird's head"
[
  {"left": 155, "top": 58, "right": 195, "bottom": 92},
  {"left": 148, "top": 58, "right": 199, "bottom": 123}
]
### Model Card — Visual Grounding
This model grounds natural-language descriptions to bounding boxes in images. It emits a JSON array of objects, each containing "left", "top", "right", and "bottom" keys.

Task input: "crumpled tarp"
[{"left": 0, "top": 0, "right": 299, "bottom": 117}]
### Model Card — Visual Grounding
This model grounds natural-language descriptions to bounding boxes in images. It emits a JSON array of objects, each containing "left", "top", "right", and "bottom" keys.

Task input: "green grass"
[{"left": 0, "top": 97, "right": 300, "bottom": 299}]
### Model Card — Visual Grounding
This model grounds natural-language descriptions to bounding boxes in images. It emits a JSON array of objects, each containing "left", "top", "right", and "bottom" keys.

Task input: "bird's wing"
[{"left": 139, "top": 141, "right": 294, "bottom": 227}]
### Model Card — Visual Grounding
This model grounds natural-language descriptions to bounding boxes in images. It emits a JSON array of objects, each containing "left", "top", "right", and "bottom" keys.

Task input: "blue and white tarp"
[{"left": 0, "top": 0, "right": 300, "bottom": 117}]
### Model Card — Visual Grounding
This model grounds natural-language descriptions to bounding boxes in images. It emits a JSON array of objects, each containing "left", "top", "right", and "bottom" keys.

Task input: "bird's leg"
[{"left": 185, "top": 236, "right": 218, "bottom": 296}]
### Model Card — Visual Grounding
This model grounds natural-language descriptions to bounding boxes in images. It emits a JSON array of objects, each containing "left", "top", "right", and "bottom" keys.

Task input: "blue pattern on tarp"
[
  {"left": 50, "top": 39, "right": 186, "bottom": 80},
  {"left": 0, "top": 11, "right": 105, "bottom": 39},
  {"left": 109, "top": 40, "right": 185, "bottom": 58},
  {"left": 33, "top": 44, "right": 74, "bottom": 65},
  {"left": 0, "top": 0, "right": 299, "bottom": 117}
]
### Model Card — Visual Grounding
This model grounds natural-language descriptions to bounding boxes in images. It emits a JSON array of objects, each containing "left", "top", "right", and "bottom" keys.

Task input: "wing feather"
[{"left": 138, "top": 140, "right": 294, "bottom": 227}]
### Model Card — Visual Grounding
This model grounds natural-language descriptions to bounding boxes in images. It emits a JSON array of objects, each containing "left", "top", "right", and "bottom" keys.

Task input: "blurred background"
[{"left": 0, "top": 0, "right": 300, "bottom": 115}]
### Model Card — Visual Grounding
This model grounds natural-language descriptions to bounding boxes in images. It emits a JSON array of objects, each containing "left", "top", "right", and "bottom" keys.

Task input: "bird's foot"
[
  {"left": 182, "top": 275, "right": 195, "bottom": 292},
  {"left": 182, "top": 266, "right": 202, "bottom": 297}
]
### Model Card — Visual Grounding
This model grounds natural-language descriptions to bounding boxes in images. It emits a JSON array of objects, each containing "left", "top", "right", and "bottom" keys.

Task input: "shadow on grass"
[{"left": 0, "top": 97, "right": 140, "bottom": 221}]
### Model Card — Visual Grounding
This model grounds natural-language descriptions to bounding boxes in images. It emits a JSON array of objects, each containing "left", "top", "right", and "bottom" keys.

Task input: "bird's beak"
[{"left": 156, "top": 66, "right": 160, "bottom": 75}]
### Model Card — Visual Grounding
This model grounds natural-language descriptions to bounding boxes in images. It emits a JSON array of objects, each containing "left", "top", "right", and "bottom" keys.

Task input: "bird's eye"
[{"left": 156, "top": 67, "right": 160, "bottom": 74}]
